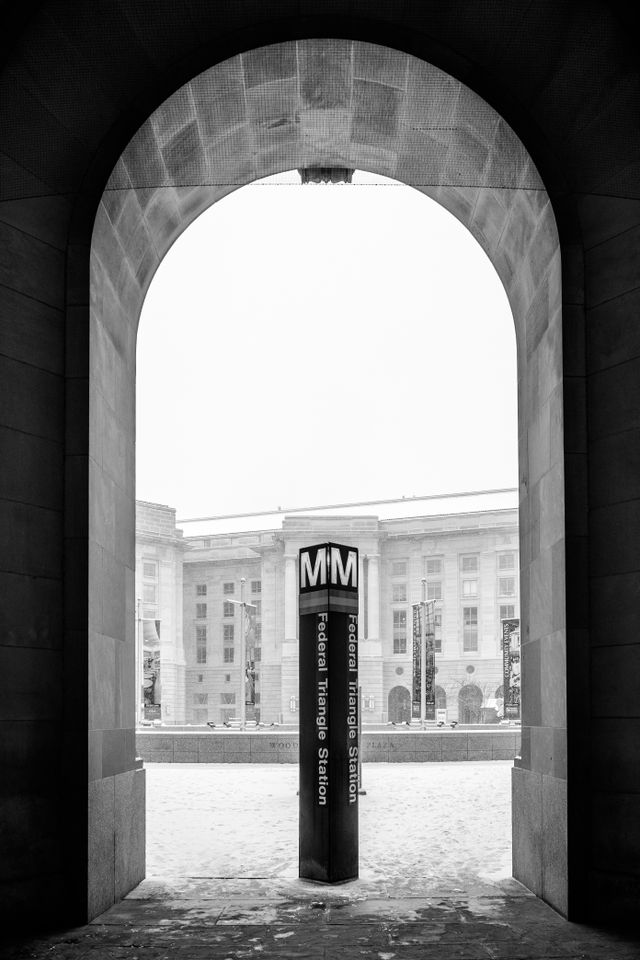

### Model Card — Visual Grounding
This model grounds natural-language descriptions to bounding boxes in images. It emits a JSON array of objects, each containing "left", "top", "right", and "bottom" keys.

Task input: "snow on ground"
[{"left": 146, "top": 762, "right": 512, "bottom": 887}]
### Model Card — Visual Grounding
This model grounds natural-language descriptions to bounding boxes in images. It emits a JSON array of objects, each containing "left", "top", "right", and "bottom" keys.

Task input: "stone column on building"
[
  {"left": 284, "top": 554, "right": 297, "bottom": 642},
  {"left": 358, "top": 555, "right": 365, "bottom": 639},
  {"left": 367, "top": 554, "right": 380, "bottom": 641}
]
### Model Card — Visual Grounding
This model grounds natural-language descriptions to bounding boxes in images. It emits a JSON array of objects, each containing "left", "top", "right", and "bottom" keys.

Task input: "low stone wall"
[{"left": 136, "top": 730, "right": 520, "bottom": 764}]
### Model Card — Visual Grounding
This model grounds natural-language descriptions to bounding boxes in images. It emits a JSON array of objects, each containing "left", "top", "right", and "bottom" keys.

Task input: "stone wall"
[{"left": 136, "top": 729, "right": 521, "bottom": 764}]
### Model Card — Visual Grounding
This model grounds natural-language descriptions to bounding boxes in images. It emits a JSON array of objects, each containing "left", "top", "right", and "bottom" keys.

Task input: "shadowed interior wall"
[
  {"left": 91, "top": 39, "right": 564, "bottom": 915},
  {"left": 1, "top": 0, "right": 639, "bottom": 929}
]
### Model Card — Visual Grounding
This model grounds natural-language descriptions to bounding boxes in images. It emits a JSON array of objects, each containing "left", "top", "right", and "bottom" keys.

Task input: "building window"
[
  {"left": 193, "top": 708, "right": 208, "bottom": 724},
  {"left": 254, "top": 622, "right": 262, "bottom": 642},
  {"left": 253, "top": 598, "right": 262, "bottom": 616},
  {"left": 462, "top": 579, "right": 478, "bottom": 597},
  {"left": 498, "top": 553, "right": 515, "bottom": 570},
  {"left": 223, "top": 601, "right": 235, "bottom": 617},
  {"left": 499, "top": 577, "right": 516, "bottom": 596},
  {"left": 196, "top": 603, "right": 207, "bottom": 619},
  {"left": 224, "top": 646, "right": 235, "bottom": 663},
  {"left": 426, "top": 558, "right": 442, "bottom": 577},
  {"left": 223, "top": 624, "right": 234, "bottom": 643},
  {"left": 392, "top": 583, "right": 407, "bottom": 602},
  {"left": 427, "top": 581, "right": 442, "bottom": 601},
  {"left": 221, "top": 707, "right": 236, "bottom": 722},
  {"left": 463, "top": 606, "right": 478, "bottom": 652},
  {"left": 193, "top": 692, "right": 208, "bottom": 705},
  {"left": 197, "top": 674, "right": 204, "bottom": 683},
  {"left": 223, "top": 582, "right": 235, "bottom": 595},
  {"left": 434, "top": 612, "right": 442, "bottom": 653},
  {"left": 196, "top": 629, "right": 207, "bottom": 664},
  {"left": 143, "top": 583, "right": 156, "bottom": 603},
  {"left": 461, "top": 555, "right": 478, "bottom": 573},
  {"left": 391, "top": 560, "right": 407, "bottom": 577},
  {"left": 393, "top": 609, "right": 407, "bottom": 654},
  {"left": 225, "top": 673, "right": 231, "bottom": 683},
  {"left": 196, "top": 583, "right": 207, "bottom": 596},
  {"left": 251, "top": 580, "right": 261, "bottom": 594},
  {"left": 220, "top": 692, "right": 236, "bottom": 705},
  {"left": 143, "top": 604, "right": 156, "bottom": 620},
  {"left": 143, "top": 561, "right": 157, "bottom": 578},
  {"left": 254, "top": 646, "right": 262, "bottom": 662},
  {"left": 500, "top": 604, "right": 516, "bottom": 620}
]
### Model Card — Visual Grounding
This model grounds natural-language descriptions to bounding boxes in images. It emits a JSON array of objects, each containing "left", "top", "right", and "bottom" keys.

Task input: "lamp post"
[{"left": 225, "top": 579, "right": 257, "bottom": 730}]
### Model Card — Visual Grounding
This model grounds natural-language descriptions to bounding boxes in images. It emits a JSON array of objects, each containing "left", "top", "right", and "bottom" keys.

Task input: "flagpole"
[
  {"left": 420, "top": 578, "right": 427, "bottom": 728},
  {"left": 240, "top": 577, "right": 246, "bottom": 730}
]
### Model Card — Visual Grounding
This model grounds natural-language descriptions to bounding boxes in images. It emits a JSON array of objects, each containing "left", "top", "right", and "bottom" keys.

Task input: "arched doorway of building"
[
  {"left": 85, "top": 37, "right": 564, "bottom": 919},
  {"left": 435, "top": 686, "right": 447, "bottom": 711},
  {"left": 388, "top": 686, "right": 411, "bottom": 723},
  {"left": 458, "top": 684, "right": 483, "bottom": 724}
]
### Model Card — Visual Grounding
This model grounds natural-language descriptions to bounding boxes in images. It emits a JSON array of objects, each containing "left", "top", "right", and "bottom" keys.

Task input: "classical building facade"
[{"left": 136, "top": 504, "right": 519, "bottom": 727}]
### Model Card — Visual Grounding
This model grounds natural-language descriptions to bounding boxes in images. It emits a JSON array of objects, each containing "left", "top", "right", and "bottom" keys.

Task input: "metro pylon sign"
[{"left": 298, "top": 542, "right": 359, "bottom": 883}]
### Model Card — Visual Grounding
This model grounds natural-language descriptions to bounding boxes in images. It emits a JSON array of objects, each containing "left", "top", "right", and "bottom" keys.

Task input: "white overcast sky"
[{"left": 136, "top": 171, "right": 518, "bottom": 536}]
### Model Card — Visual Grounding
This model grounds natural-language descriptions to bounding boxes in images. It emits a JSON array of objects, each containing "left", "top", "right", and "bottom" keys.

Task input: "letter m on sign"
[
  {"left": 331, "top": 547, "right": 358, "bottom": 587},
  {"left": 300, "top": 547, "right": 327, "bottom": 588}
]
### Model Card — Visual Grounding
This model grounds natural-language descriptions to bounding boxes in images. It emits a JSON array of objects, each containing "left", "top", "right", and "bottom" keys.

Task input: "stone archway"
[
  {"left": 87, "top": 37, "right": 563, "bottom": 919},
  {"left": 388, "top": 685, "right": 411, "bottom": 723}
]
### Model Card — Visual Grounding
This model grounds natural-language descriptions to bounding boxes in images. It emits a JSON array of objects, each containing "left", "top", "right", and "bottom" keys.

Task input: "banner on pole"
[
  {"left": 502, "top": 618, "right": 521, "bottom": 720},
  {"left": 411, "top": 602, "right": 436, "bottom": 720},
  {"left": 411, "top": 603, "right": 422, "bottom": 718},
  {"left": 424, "top": 601, "right": 436, "bottom": 721}
]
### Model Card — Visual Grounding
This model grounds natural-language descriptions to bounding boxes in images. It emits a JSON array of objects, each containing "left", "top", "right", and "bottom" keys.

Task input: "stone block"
[
  {"left": 223, "top": 736, "right": 250, "bottom": 758},
  {"left": 592, "top": 793, "right": 640, "bottom": 878},
  {"left": 512, "top": 765, "right": 542, "bottom": 896},
  {"left": 588, "top": 356, "right": 640, "bottom": 441},
  {"left": 198, "top": 737, "right": 225, "bottom": 761},
  {"left": 0, "top": 647, "right": 62, "bottom": 721},
  {"left": 115, "top": 768, "right": 145, "bottom": 900},
  {"left": 89, "top": 632, "right": 116, "bottom": 730},
  {"left": 592, "top": 718, "right": 640, "bottom": 793},
  {"left": 590, "top": 499, "right": 640, "bottom": 577},
  {"left": 353, "top": 44, "right": 407, "bottom": 89},
  {"left": 0, "top": 499, "right": 63, "bottom": 580},
  {"left": 298, "top": 39, "right": 351, "bottom": 109},
  {"left": 587, "top": 285, "right": 640, "bottom": 373},
  {"left": 0, "top": 569, "right": 62, "bottom": 649},
  {"left": 541, "top": 774, "right": 568, "bottom": 915},
  {"left": 352, "top": 79, "right": 402, "bottom": 145},
  {"left": 585, "top": 223, "right": 640, "bottom": 307},
  {"left": 591, "top": 644, "right": 640, "bottom": 717},
  {"left": 591, "top": 571, "right": 640, "bottom": 645},
  {"left": 173, "top": 736, "right": 200, "bottom": 762},
  {"left": 590, "top": 429, "right": 640, "bottom": 508},
  {"left": 0, "top": 284, "right": 63, "bottom": 375},
  {"left": 540, "top": 630, "right": 566, "bottom": 729},
  {"left": 102, "top": 727, "right": 136, "bottom": 778},
  {"left": 0, "top": 218, "right": 65, "bottom": 309},
  {"left": 88, "top": 776, "right": 115, "bottom": 919},
  {"left": 242, "top": 44, "right": 297, "bottom": 88},
  {"left": 0, "top": 426, "right": 62, "bottom": 512},
  {"left": 441, "top": 735, "right": 468, "bottom": 761}
]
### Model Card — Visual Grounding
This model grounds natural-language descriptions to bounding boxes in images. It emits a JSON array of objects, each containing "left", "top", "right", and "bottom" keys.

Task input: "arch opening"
[{"left": 88, "top": 38, "right": 564, "bottom": 919}]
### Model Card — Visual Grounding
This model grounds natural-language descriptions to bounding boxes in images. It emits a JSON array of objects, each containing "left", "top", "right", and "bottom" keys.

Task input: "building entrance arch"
[
  {"left": 388, "top": 686, "right": 411, "bottom": 723},
  {"left": 84, "top": 36, "right": 563, "bottom": 920},
  {"left": 458, "top": 684, "right": 483, "bottom": 725}
]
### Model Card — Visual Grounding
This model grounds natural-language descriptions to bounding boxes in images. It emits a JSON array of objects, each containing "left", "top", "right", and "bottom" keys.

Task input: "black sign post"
[{"left": 299, "top": 542, "right": 359, "bottom": 883}]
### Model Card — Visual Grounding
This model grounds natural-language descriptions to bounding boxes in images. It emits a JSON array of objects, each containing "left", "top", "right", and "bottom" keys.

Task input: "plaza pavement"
[{"left": 2, "top": 763, "right": 639, "bottom": 959}]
